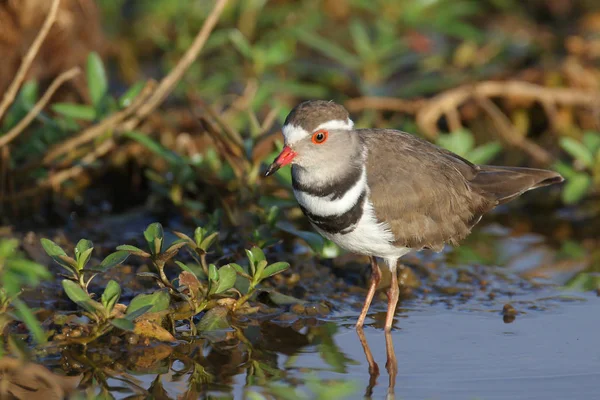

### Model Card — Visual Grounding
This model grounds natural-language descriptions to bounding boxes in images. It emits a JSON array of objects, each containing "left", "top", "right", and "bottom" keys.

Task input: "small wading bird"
[{"left": 265, "top": 100, "right": 563, "bottom": 331}]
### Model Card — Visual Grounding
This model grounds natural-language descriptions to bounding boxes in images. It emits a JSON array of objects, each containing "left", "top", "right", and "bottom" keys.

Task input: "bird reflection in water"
[{"left": 356, "top": 327, "right": 398, "bottom": 399}]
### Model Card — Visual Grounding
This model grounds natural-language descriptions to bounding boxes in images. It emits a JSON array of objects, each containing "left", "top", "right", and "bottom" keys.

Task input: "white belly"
[{"left": 312, "top": 199, "right": 411, "bottom": 260}]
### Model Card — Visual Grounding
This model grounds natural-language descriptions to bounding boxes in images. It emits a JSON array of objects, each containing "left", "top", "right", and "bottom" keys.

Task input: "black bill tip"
[{"left": 264, "top": 162, "right": 280, "bottom": 177}]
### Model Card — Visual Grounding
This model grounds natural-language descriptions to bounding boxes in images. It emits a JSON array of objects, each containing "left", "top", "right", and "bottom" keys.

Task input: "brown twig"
[
  {"left": 41, "top": 80, "right": 156, "bottom": 165},
  {"left": 0, "top": 67, "right": 81, "bottom": 148},
  {"left": 345, "top": 96, "right": 425, "bottom": 114},
  {"left": 260, "top": 106, "right": 280, "bottom": 134},
  {"left": 0, "top": 0, "right": 61, "bottom": 121},
  {"left": 198, "top": 115, "right": 246, "bottom": 180},
  {"left": 476, "top": 95, "right": 553, "bottom": 164},
  {"left": 194, "top": 98, "right": 245, "bottom": 150},
  {"left": 125, "top": 0, "right": 229, "bottom": 126},
  {"left": 416, "top": 80, "right": 600, "bottom": 139}
]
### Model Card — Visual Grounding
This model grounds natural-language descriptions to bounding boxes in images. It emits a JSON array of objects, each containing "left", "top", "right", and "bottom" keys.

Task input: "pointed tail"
[{"left": 471, "top": 166, "right": 564, "bottom": 205}]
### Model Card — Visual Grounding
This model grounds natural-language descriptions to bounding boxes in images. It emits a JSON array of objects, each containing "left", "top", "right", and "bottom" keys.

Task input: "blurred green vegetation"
[{"left": 0, "top": 1, "right": 600, "bottom": 397}]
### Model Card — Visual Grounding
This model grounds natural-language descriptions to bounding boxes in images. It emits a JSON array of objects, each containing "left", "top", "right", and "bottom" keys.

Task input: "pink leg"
[
  {"left": 385, "top": 329, "right": 398, "bottom": 394},
  {"left": 384, "top": 259, "right": 399, "bottom": 332},
  {"left": 356, "top": 256, "right": 381, "bottom": 329},
  {"left": 356, "top": 326, "right": 379, "bottom": 396}
]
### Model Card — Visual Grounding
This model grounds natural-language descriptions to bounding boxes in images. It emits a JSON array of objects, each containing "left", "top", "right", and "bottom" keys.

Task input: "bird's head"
[{"left": 265, "top": 100, "right": 358, "bottom": 177}]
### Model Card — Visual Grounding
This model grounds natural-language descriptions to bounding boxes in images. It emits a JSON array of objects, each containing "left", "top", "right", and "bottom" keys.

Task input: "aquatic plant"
[{"left": 40, "top": 222, "right": 290, "bottom": 344}]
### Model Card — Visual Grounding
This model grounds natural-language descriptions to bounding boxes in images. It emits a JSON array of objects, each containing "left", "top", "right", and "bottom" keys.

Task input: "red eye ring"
[{"left": 311, "top": 129, "right": 328, "bottom": 144}]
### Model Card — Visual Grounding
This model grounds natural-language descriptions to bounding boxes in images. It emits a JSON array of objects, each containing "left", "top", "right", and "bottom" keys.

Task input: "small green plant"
[
  {"left": 41, "top": 238, "right": 129, "bottom": 293},
  {"left": 111, "top": 222, "right": 290, "bottom": 335},
  {"left": 436, "top": 128, "right": 502, "bottom": 165},
  {"left": 52, "top": 52, "right": 144, "bottom": 123},
  {"left": 229, "top": 246, "right": 290, "bottom": 310},
  {"left": 0, "top": 239, "right": 51, "bottom": 344},
  {"left": 116, "top": 222, "right": 187, "bottom": 289},
  {"left": 173, "top": 226, "right": 219, "bottom": 276},
  {"left": 554, "top": 131, "right": 600, "bottom": 204},
  {"left": 40, "top": 237, "right": 164, "bottom": 341}
]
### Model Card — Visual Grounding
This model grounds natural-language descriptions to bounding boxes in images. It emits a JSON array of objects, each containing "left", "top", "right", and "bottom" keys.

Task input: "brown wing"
[{"left": 360, "top": 129, "right": 562, "bottom": 251}]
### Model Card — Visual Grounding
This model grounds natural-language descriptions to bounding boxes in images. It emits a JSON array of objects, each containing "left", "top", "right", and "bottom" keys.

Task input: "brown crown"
[{"left": 284, "top": 100, "right": 349, "bottom": 133}]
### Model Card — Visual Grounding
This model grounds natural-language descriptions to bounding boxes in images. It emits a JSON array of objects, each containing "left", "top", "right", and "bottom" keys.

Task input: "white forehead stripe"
[{"left": 282, "top": 118, "right": 354, "bottom": 145}]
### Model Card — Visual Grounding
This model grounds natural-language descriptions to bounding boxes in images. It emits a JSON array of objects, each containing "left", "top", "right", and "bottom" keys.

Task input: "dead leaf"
[
  {"left": 179, "top": 271, "right": 201, "bottom": 300},
  {"left": 134, "top": 320, "right": 176, "bottom": 343}
]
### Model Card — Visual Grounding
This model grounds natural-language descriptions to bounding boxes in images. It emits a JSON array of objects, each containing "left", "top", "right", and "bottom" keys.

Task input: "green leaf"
[
  {"left": 560, "top": 137, "right": 594, "bottom": 168},
  {"left": 122, "top": 131, "right": 182, "bottom": 165},
  {"left": 0, "top": 238, "right": 18, "bottom": 258},
  {"left": 255, "top": 260, "right": 268, "bottom": 279},
  {"left": 199, "top": 232, "right": 219, "bottom": 251},
  {"left": 116, "top": 244, "right": 150, "bottom": 257},
  {"left": 208, "top": 264, "right": 218, "bottom": 282},
  {"left": 87, "top": 52, "right": 108, "bottom": 108},
  {"left": 62, "top": 280, "right": 104, "bottom": 315},
  {"left": 40, "top": 238, "right": 67, "bottom": 258},
  {"left": 582, "top": 131, "right": 600, "bottom": 154},
  {"left": 250, "top": 246, "right": 266, "bottom": 265},
  {"left": 175, "top": 261, "right": 194, "bottom": 273},
  {"left": 562, "top": 173, "right": 591, "bottom": 204},
  {"left": 101, "top": 280, "right": 121, "bottom": 313},
  {"left": 437, "top": 129, "right": 474, "bottom": 157},
  {"left": 52, "top": 103, "right": 96, "bottom": 121},
  {"left": 294, "top": 29, "right": 360, "bottom": 69},
  {"left": 194, "top": 227, "right": 205, "bottom": 246},
  {"left": 98, "top": 250, "right": 130, "bottom": 271},
  {"left": 123, "top": 305, "right": 152, "bottom": 321},
  {"left": 74, "top": 239, "right": 93, "bottom": 270},
  {"left": 349, "top": 20, "right": 372, "bottom": 60},
  {"left": 40, "top": 238, "right": 76, "bottom": 273},
  {"left": 244, "top": 249, "right": 256, "bottom": 276},
  {"left": 214, "top": 265, "right": 236, "bottom": 294},
  {"left": 228, "top": 29, "right": 254, "bottom": 59},
  {"left": 13, "top": 299, "right": 46, "bottom": 344},
  {"left": 552, "top": 161, "right": 578, "bottom": 180},
  {"left": 144, "top": 222, "right": 164, "bottom": 255},
  {"left": 260, "top": 262, "right": 290, "bottom": 280},
  {"left": 20, "top": 81, "right": 39, "bottom": 107},
  {"left": 468, "top": 142, "right": 502, "bottom": 164},
  {"left": 229, "top": 263, "right": 251, "bottom": 279},
  {"left": 110, "top": 318, "right": 135, "bottom": 331},
  {"left": 126, "top": 289, "right": 170, "bottom": 319},
  {"left": 196, "top": 306, "right": 230, "bottom": 332},
  {"left": 118, "top": 81, "right": 145, "bottom": 108}
]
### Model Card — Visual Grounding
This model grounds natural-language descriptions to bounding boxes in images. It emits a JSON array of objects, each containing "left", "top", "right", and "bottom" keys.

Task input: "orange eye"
[{"left": 311, "top": 130, "right": 328, "bottom": 144}]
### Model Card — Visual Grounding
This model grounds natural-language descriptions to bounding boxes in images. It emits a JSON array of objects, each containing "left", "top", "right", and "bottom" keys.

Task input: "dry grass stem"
[
  {"left": 0, "top": 0, "right": 61, "bottom": 121},
  {"left": 0, "top": 67, "right": 81, "bottom": 148},
  {"left": 476, "top": 95, "right": 553, "bottom": 164},
  {"left": 416, "top": 80, "right": 600, "bottom": 139},
  {"left": 345, "top": 96, "right": 425, "bottom": 114},
  {"left": 130, "top": 0, "right": 230, "bottom": 124},
  {"left": 195, "top": 98, "right": 245, "bottom": 149},
  {"left": 42, "top": 80, "right": 156, "bottom": 165}
]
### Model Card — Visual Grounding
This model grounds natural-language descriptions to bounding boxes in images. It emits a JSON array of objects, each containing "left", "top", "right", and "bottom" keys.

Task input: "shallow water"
[
  {"left": 19, "top": 213, "right": 599, "bottom": 399},
  {"left": 92, "top": 288, "right": 598, "bottom": 400}
]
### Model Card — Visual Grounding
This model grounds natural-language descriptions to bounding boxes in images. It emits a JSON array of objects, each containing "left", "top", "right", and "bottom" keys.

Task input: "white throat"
[{"left": 282, "top": 118, "right": 354, "bottom": 145}]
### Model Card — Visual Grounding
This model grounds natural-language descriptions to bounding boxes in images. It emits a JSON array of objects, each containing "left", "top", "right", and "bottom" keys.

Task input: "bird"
[{"left": 264, "top": 100, "right": 563, "bottom": 331}]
